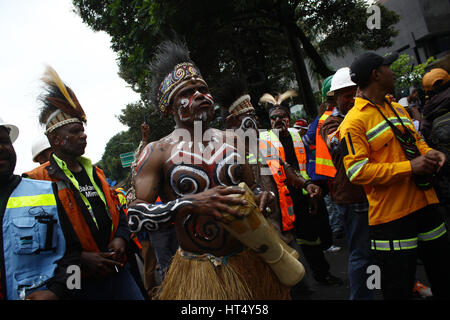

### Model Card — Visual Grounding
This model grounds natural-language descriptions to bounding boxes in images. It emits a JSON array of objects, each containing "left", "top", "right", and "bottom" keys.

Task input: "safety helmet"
[
  {"left": 398, "top": 97, "right": 409, "bottom": 107},
  {"left": 321, "top": 75, "right": 334, "bottom": 98},
  {"left": 329, "top": 67, "right": 357, "bottom": 94},
  {"left": 32, "top": 134, "right": 51, "bottom": 162},
  {"left": 0, "top": 116, "right": 19, "bottom": 143},
  {"left": 294, "top": 119, "right": 309, "bottom": 130}
]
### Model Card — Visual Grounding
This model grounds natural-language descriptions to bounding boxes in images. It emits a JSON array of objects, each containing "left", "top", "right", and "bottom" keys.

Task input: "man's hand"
[
  {"left": 25, "top": 290, "right": 59, "bottom": 300},
  {"left": 80, "top": 251, "right": 122, "bottom": 277},
  {"left": 426, "top": 150, "right": 446, "bottom": 171},
  {"left": 306, "top": 183, "right": 322, "bottom": 199},
  {"left": 254, "top": 190, "right": 275, "bottom": 214},
  {"left": 183, "top": 186, "right": 248, "bottom": 222},
  {"left": 107, "top": 237, "right": 127, "bottom": 264},
  {"left": 410, "top": 154, "right": 440, "bottom": 176}
]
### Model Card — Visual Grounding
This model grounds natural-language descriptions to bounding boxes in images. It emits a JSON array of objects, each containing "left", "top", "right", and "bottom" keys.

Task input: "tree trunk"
[
  {"left": 290, "top": 22, "right": 334, "bottom": 78},
  {"left": 276, "top": 0, "right": 317, "bottom": 118},
  {"left": 283, "top": 23, "right": 318, "bottom": 118}
]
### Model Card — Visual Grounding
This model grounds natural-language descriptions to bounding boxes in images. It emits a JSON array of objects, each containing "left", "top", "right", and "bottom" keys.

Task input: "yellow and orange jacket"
[
  {"left": 337, "top": 97, "right": 439, "bottom": 226},
  {"left": 259, "top": 128, "right": 309, "bottom": 231},
  {"left": 315, "top": 109, "right": 337, "bottom": 178},
  {"left": 24, "top": 155, "right": 125, "bottom": 252}
]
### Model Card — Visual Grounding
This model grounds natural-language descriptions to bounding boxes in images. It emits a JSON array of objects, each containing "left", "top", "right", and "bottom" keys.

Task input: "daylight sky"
[{"left": 0, "top": 0, "right": 140, "bottom": 175}]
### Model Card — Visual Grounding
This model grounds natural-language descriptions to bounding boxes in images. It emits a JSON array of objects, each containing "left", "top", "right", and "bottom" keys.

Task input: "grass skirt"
[{"left": 155, "top": 248, "right": 290, "bottom": 300}]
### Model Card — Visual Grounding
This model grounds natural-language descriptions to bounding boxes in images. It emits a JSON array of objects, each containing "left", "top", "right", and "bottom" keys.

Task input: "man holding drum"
[{"left": 127, "top": 39, "right": 299, "bottom": 299}]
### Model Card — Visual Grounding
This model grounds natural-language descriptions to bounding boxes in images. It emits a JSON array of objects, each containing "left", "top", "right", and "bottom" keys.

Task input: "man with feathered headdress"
[
  {"left": 259, "top": 90, "right": 343, "bottom": 287},
  {"left": 24, "top": 66, "right": 144, "bottom": 300},
  {"left": 126, "top": 39, "right": 301, "bottom": 300}
]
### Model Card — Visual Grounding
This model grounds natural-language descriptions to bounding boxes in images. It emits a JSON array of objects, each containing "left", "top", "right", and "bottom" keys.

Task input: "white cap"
[
  {"left": 398, "top": 97, "right": 409, "bottom": 107},
  {"left": 0, "top": 116, "right": 19, "bottom": 143},
  {"left": 329, "top": 67, "right": 357, "bottom": 93},
  {"left": 32, "top": 134, "right": 51, "bottom": 162}
]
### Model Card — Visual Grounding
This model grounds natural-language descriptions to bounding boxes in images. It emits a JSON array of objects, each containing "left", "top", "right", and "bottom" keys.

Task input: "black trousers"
[
  {"left": 370, "top": 204, "right": 450, "bottom": 299},
  {"left": 294, "top": 195, "right": 332, "bottom": 277}
]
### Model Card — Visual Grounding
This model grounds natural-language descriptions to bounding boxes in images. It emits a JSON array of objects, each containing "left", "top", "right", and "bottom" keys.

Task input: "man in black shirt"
[
  {"left": 268, "top": 100, "right": 343, "bottom": 287},
  {"left": 23, "top": 66, "right": 144, "bottom": 300}
]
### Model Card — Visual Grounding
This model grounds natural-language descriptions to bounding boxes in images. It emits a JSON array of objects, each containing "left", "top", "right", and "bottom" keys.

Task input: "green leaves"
[{"left": 390, "top": 53, "right": 437, "bottom": 96}]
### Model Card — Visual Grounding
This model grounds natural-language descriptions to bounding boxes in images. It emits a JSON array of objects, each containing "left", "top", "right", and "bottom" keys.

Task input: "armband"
[{"left": 127, "top": 198, "right": 193, "bottom": 232}]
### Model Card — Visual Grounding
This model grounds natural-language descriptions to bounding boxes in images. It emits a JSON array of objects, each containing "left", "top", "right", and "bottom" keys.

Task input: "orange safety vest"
[
  {"left": 25, "top": 162, "right": 121, "bottom": 252},
  {"left": 259, "top": 128, "right": 308, "bottom": 231},
  {"left": 316, "top": 109, "right": 337, "bottom": 178}
]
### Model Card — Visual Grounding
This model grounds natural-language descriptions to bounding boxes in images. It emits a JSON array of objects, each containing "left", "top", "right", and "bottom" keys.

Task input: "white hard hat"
[
  {"left": 32, "top": 134, "right": 51, "bottom": 162},
  {"left": 329, "top": 67, "right": 357, "bottom": 93},
  {"left": 0, "top": 116, "right": 19, "bottom": 143},
  {"left": 398, "top": 97, "right": 409, "bottom": 107}
]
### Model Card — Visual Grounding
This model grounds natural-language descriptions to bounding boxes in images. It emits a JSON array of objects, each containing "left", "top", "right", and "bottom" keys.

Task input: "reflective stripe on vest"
[
  {"left": 6, "top": 194, "right": 56, "bottom": 209},
  {"left": 366, "top": 116, "right": 415, "bottom": 142},
  {"left": 25, "top": 158, "right": 121, "bottom": 253},
  {"left": 259, "top": 129, "right": 309, "bottom": 231},
  {"left": 3, "top": 178, "right": 66, "bottom": 300},
  {"left": 315, "top": 110, "right": 337, "bottom": 178},
  {"left": 53, "top": 154, "right": 111, "bottom": 230}
]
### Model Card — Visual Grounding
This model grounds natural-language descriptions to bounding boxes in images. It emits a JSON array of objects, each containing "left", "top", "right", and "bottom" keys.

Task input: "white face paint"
[
  {"left": 178, "top": 98, "right": 192, "bottom": 122},
  {"left": 178, "top": 91, "right": 214, "bottom": 123}
]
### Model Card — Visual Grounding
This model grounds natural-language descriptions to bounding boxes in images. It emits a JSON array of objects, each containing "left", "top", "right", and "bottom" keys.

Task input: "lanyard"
[{"left": 363, "top": 95, "right": 416, "bottom": 145}]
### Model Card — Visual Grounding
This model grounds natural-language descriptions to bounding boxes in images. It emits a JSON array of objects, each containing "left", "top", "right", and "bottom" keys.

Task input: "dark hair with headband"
[{"left": 149, "top": 39, "right": 203, "bottom": 113}]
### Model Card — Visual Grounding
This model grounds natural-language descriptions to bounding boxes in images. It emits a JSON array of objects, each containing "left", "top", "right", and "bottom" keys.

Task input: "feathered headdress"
[
  {"left": 259, "top": 89, "right": 298, "bottom": 115},
  {"left": 215, "top": 77, "right": 255, "bottom": 120},
  {"left": 39, "top": 65, "right": 86, "bottom": 134},
  {"left": 149, "top": 39, "right": 206, "bottom": 113}
]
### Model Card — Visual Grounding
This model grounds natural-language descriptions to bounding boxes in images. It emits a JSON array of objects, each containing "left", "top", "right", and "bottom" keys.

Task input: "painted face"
[
  {"left": 0, "top": 127, "right": 16, "bottom": 183},
  {"left": 335, "top": 85, "right": 357, "bottom": 115},
  {"left": 269, "top": 109, "right": 290, "bottom": 132},
  {"left": 53, "top": 122, "right": 87, "bottom": 157},
  {"left": 226, "top": 112, "right": 258, "bottom": 131},
  {"left": 238, "top": 113, "right": 258, "bottom": 131},
  {"left": 173, "top": 81, "right": 215, "bottom": 123}
]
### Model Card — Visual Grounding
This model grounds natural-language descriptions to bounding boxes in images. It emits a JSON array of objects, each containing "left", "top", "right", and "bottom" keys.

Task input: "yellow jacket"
[{"left": 337, "top": 97, "right": 439, "bottom": 226}]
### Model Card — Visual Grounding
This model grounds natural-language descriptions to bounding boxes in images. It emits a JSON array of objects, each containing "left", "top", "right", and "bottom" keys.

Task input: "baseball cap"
[
  {"left": 422, "top": 68, "right": 450, "bottom": 92},
  {"left": 350, "top": 52, "right": 399, "bottom": 88}
]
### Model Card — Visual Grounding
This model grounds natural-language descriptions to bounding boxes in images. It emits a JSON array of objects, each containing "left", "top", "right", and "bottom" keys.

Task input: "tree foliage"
[
  {"left": 73, "top": 0, "right": 400, "bottom": 180},
  {"left": 73, "top": 0, "right": 399, "bottom": 116},
  {"left": 390, "top": 54, "right": 437, "bottom": 98},
  {"left": 98, "top": 130, "right": 136, "bottom": 183}
]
